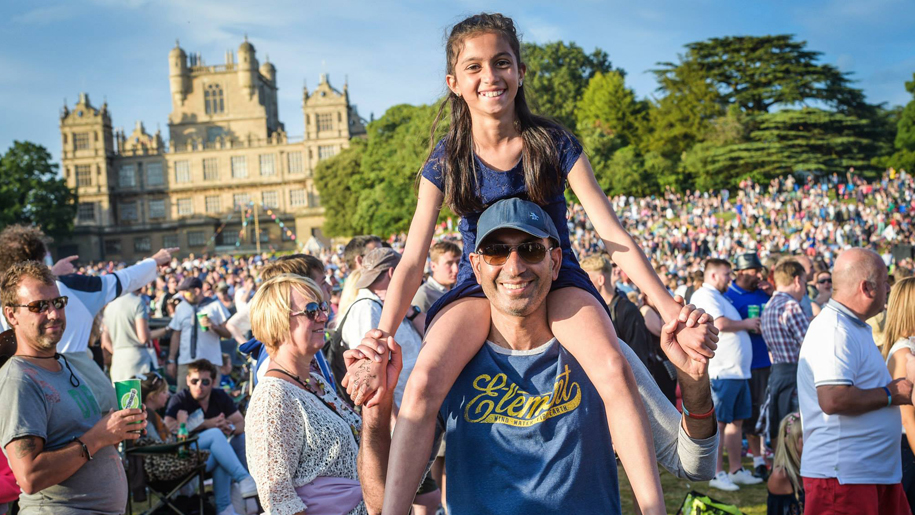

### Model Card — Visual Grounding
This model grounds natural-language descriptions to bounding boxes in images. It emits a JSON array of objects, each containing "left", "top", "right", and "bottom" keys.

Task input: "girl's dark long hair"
[{"left": 419, "top": 13, "right": 566, "bottom": 216}]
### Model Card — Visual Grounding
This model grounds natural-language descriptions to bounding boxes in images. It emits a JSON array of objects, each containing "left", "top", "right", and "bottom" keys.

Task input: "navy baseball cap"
[
  {"left": 475, "top": 198, "right": 560, "bottom": 251},
  {"left": 177, "top": 276, "right": 203, "bottom": 291}
]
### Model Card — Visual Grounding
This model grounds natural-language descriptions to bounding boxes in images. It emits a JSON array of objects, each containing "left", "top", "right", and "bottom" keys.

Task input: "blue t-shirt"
[
  {"left": 439, "top": 339, "right": 621, "bottom": 514},
  {"left": 420, "top": 130, "right": 601, "bottom": 322},
  {"left": 724, "top": 283, "right": 772, "bottom": 369}
]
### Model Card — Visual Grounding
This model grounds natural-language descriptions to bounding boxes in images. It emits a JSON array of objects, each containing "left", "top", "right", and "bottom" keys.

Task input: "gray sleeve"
[
  {"left": 0, "top": 369, "right": 50, "bottom": 450},
  {"left": 619, "top": 340, "right": 718, "bottom": 481}
]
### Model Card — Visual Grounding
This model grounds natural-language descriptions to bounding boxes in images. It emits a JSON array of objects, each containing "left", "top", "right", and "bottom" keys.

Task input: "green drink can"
[
  {"left": 747, "top": 305, "right": 760, "bottom": 318},
  {"left": 196, "top": 312, "right": 209, "bottom": 332},
  {"left": 115, "top": 379, "right": 142, "bottom": 426}
]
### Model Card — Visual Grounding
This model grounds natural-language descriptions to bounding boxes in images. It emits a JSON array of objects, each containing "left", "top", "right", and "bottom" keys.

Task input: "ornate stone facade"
[{"left": 58, "top": 38, "right": 365, "bottom": 261}]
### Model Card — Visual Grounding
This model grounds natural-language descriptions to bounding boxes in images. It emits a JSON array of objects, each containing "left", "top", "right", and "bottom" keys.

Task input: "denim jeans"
[{"left": 198, "top": 428, "right": 250, "bottom": 512}]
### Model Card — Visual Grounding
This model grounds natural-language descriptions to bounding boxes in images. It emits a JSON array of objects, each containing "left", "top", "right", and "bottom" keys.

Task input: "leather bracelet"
[
  {"left": 682, "top": 402, "right": 715, "bottom": 420},
  {"left": 74, "top": 437, "right": 92, "bottom": 461},
  {"left": 884, "top": 386, "right": 893, "bottom": 407}
]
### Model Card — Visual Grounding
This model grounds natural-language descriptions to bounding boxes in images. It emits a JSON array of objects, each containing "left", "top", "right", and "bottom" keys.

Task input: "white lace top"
[{"left": 246, "top": 374, "right": 366, "bottom": 515}]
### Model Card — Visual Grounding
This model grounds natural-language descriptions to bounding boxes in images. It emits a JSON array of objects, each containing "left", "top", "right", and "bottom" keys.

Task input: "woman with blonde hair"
[
  {"left": 245, "top": 274, "right": 365, "bottom": 515},
  {"left": 767, "top": 412, "right": 804, "bottom": 515},
  {"left": 882, "top": 276, "right": 915, "bottom": 513}
]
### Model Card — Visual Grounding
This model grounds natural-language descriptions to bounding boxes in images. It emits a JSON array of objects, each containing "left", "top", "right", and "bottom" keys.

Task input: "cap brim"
[
  {"left": 353, "top": 268, "right": 385, "bottom": 290},
  {"left": 476, "top": 223, "right": 552, "bottom": 251}
]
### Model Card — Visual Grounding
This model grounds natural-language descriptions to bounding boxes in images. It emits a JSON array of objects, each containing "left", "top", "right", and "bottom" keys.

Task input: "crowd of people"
[{"left": 3, "top": 10, "right": 915, "bottom": 515}]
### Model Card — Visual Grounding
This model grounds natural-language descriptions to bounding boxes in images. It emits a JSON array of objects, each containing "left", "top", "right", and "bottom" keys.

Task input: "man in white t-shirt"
[
  {"left": 166, "top": 277, "right": 232, "bottom": 391},
  {"left": 690, "top": 258, "right": 761, "bottom": 492},
  {"left": 798, "top": 248, "right": 912, "bottom": 515}
]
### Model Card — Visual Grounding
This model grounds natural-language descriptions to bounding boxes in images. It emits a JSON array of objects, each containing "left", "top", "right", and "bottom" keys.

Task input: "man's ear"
[
  {"left": 469, "top": 253, "right": 483, "bottom": 285},
  {"left": 550, "top": 247, "right": 562, "bottom": 281},
  {"left": 2, "top": 307, "right": 15, "bottom": 328}
]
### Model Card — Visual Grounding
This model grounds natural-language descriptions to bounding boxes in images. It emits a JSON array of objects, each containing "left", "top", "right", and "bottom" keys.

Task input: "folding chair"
[{"left": 126, "top": 436, "right": 207, "bottom": 515}]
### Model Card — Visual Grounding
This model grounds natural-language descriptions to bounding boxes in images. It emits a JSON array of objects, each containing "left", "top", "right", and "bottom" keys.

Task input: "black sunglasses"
[
  {"left": 8, "top": 296, "right": 69, "bottom": 314},
  {"left": 478, "top": 243, "right": 554, "bottom": 266},
  {"left": 188, "top": 378, "right": 212, "bottom": 386},
  {"left": 291, "top": 301, "right": 330, "bottom": 321},
  {"left": 136, "top": 371, "right": 164, "bottom": 387},
  {"left": 817, "top": 278, "right": 832, "bottom": 284}
]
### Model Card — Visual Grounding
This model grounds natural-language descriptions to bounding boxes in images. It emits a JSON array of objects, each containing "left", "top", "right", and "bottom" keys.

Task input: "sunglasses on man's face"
[
  {"left": 818, "top": 278, "right": 832, "bottom": 285},
  {"left": 291, "top": 301, "right": 330, "bottom": 321},
  {"left": 477, "top": 242, "right": 554, "bottom": 266},
  {"left": 188, "top": 378, "right": 211, "bottom": 386},
  {"left": 8, "top": 296, "right": 69, "bottom": 314}
]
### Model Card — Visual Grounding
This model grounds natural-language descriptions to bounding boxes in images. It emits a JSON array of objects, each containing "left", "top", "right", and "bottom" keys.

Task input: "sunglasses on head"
[
  {"left": 291, "top": 301, "right": 330, "bottom": 321},
  {"left": 188, "top": 378, "right": 211, "bottom": 386},
  {"left": 477, "top": 242, "right": 554, "bottom": 266},
  {"left": 8, "top": 296, "right": 69, "bottom": 314}
]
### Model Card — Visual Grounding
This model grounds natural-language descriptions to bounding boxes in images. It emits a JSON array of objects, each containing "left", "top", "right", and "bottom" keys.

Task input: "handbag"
[{"left": 134, "top": 436, "right": 210, "bottom": 482}]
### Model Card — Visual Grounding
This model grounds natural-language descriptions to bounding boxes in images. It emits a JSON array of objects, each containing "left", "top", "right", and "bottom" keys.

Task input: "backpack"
[{"left": 323, "top": 297, "right": 383, "bottom": 405}]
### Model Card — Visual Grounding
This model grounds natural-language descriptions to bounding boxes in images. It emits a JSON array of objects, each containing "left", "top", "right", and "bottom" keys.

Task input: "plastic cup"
[
  {"left": 747, "top": 305, "right": 760, "bottom": 318},
  {"left": 115, "top": 379, "right": 142, "bottom": 426},
  {"left": 196, "top": 312, "right": 209, "bottom": 332}
]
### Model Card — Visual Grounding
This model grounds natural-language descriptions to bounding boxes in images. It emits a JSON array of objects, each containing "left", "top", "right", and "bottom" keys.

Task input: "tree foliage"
[
  {"left": 0, "top": 141, "right": 77, "bottom": 240},
  {"left": 314, "top": 139, "right": 365, "bottom": 237},
  {"left": 576, "top": 70, "right": 646, "bottom": 149},
  {"left": 886, "top": 73, "right": 915, "bottom": 172},
  {"left": 522, "top": 41, "right": 614, "bottom": 131}
]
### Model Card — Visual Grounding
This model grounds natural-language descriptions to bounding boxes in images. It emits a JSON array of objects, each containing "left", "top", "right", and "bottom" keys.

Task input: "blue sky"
[{"left": 2, "top": 0, "right": 914, "bottom": 164}]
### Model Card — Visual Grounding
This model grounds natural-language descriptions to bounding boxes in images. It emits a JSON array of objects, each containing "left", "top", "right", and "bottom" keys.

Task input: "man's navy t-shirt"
[
  {"left": 439, "top": 338, "right": 621, "bottom": 514},
  {"left": 165, "top": 387, "right": 238, "bottom": 421},
  {"left": 725, "top": 283, "right": 771, "bottom": 369}
]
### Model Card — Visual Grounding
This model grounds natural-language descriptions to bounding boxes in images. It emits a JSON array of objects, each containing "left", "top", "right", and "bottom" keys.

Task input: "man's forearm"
[
  {"left": 168, "top": 331, "right": 180, "bottom": 361},
  {"left": 212, "top": 324, "right": 231, "bottom": 339},
  {"left": 678, "top": 373, "right": 716, "bottom": 438},
  {"left": 358, "top": 401, "right": 393, "bottom": 515},
  {"left": 7, "top": 438, "right": 91, "bottom": 495},
  {"left": 818, "top": 385, "right": 895, "bottom": 415}
]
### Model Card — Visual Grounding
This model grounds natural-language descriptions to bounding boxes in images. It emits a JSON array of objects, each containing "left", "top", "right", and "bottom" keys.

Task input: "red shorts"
[{"left": 803, "top": 477, "right": 912, "bottom": 515}]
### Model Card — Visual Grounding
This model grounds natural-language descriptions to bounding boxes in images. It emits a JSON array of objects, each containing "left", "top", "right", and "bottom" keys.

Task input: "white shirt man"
[{"left": 798, "top": 248, "right": 912, "bottom": 514}]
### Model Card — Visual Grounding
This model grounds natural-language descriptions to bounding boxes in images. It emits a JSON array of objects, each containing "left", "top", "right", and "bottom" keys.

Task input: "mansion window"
[
  {"left": 318, "top": 145, "right": 336, "bottom": 161},
  {"left": 317, "top": 113, "right": 333, "bottom": 132},
  {"left": 290, "top": 189, "right": 307, "bottom": 207},
  {"left": 177, "top": 198, "right": 193, "bottom": 216},
  {"left": 146, "top": 162, "right": 164, "bottom": 187},
  {"left": 134, "top": 237, "right": 151, "bottom": 253},
  {"left": 120, "top": 202, "right": 138, "bottom": 222},
  {"left": 105, "top": 239, "right": 122, "bottom": 255},
  {"left": 162, "top": 234, "right": 179, "bottom": 249},
  {"left": 188, "top": 231, "right": 207, "bottom": 247},
  {"left": 233, "top": 193, "right": 250, "bottom": 208},
  {"left": 231, "top": 156, "right": 247, "bottom": 179},
  {"left": 262, "top": 191, "right": 279, "bottom": 209},
  {"left": 148, "top": 199, "right": 166, "bottom": 219},
  {"left": 220, "top": 231, "right": 238, "bottom": 246},
  {"left": 259, "top": 154, "right": 276, "bottom": 176},
  {"left": 76, "top": 165, "right": 92, "bottom": 187},
  {"left": 74, "top": 133, "right": 90, "bottom": 150},
  {"left": 175, "top": 160, "right": 191, "bottom": 183},
  {"left": 205, "top": 196, "right": 221, "bottom": 213},
  {"left": 203, "top": 158, "right": 219, "bottom": 181},
  {"left": 119, "top": 165, "right": 137, "bottom": 188},
  {"left": 204, "top": 84, "right": 225, "bottom": 115},
  {"left": 287, "top": 151, "right": 304, "bottom": 174},
  {"left": 77, "top": 203, "right": 96, "bottom": 222}
]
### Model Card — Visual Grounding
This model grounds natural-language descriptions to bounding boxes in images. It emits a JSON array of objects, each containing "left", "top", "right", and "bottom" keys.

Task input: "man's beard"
[{"left": 34, "top": 322, "right": 63, "bottom": 350}]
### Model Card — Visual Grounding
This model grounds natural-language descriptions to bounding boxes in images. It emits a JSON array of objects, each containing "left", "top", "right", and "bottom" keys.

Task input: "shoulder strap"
[{"left": 336, "top": 297, "right": 383, "bottom": 334}]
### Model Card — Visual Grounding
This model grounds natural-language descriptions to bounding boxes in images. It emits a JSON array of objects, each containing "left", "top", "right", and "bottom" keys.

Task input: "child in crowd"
[{"left": 767, "top": 412, "right": 804, "bottom": 515}]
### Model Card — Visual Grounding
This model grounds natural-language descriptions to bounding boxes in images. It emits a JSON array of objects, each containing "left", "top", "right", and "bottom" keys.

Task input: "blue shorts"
[{"left": 710, "top": 378, "right": 752, "bottom": 424}]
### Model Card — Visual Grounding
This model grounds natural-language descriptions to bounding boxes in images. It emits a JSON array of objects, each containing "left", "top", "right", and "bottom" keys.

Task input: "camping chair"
[{"left": 126, "top": 436, "right": 207, "bottom": 515}]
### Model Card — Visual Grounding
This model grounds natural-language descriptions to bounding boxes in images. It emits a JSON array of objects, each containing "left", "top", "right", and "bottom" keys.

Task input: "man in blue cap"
[{"left": 351, "top": 198, "right": 718, "bottom": 514}]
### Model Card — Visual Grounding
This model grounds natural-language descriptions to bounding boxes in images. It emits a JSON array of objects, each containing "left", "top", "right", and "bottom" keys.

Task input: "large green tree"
[
  {"left": 313, "top": 139, "right": 365, "bottom": 237},
  {"left": 886, "top": 73, "right": 915, "bottom": 172},
  {"left": 523, "top": 41, "right": 614, "bottom": 130},
  {"left": 683, "top": 108, "right": 878, "bottom": 190},
  {"left": 576, "top": 70, "right": 646, "bottom": 149},
  {"left": 655, "top": 35, "right": 870, "bottom": 114},
  {"left": 0, "top": 141, "right": 77, "bottom": 239}
]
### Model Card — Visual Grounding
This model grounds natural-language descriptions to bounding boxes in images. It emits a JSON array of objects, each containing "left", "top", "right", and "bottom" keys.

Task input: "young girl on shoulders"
[{"left": 353, "top": 13, "right": 718, "bottom": 514}]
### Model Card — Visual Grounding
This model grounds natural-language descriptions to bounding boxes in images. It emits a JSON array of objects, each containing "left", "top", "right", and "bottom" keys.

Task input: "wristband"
[
  {"left": 74, "top": 437, "right": 92, "bottom": 461},
  {"left": 682, "top": 402, "right": 715, "bottom": 420},
  {"left": 884, "top": 386, "right": 893, "bottom": 407}
]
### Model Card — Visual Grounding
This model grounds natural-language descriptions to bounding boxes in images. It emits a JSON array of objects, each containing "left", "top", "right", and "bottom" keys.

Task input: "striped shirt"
[{"left": 761, "top": 291, "right": 809, "bottom": 364}]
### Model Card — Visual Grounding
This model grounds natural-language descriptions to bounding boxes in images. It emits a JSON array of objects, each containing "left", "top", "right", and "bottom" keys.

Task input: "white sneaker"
[
  {"left": 729, "top": 467, "right": 764, "bottom": 485},
  {"left": 238, "top": 476, "right": 258, "bottom": 498},
  {"left": 709, "top": 471, "right": 740, "bottom": 491},
  {"left": 218, "top": 505, "right": 243, "bottom": 515}
]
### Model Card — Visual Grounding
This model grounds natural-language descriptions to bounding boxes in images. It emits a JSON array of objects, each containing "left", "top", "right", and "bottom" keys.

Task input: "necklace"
[
  {"left": 16, "top": 352, "right": 81, "bottom": 388},
  {"left": 266, "top": 359, "right": 360, "bottom": 443}
]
